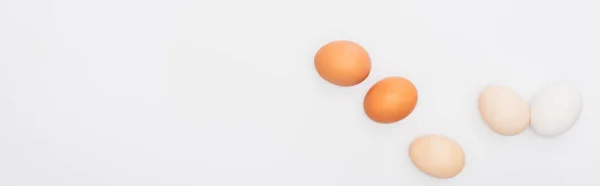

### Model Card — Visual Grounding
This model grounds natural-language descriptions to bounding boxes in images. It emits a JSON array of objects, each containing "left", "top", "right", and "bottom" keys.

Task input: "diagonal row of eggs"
[
  {"left": 314, "top": 40, "right": 584, "bottom": 180},
  {"left": 314, "top": 40, "right": 463, "bottom": 179},
  {"left": 479, "top": 84, "right": 583, "bottom": 137},
  {"left": 314, "top": 40, "right": 419, "bottom": 123}
]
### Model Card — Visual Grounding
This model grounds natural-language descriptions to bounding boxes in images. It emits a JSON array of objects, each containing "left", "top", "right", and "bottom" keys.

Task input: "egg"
[
  {"left": 314, "top": 40, "right": 371, "bottom": 86},
  {"left": 478, "top": 85, "right": 530, "bottom": 136},
  {"left": 530, "top": 83, "right": 583, "bottom": 137},
  {"left": 409, "top": 134, "right": 465, "bottom": 179},
  {"left": 363, "top": 77, "right": 418, "bottom": 124}
]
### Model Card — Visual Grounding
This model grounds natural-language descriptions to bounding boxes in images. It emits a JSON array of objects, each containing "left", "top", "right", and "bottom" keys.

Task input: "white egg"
[{"left": 530, "top": 83, "right": 583, "bottom": 137}]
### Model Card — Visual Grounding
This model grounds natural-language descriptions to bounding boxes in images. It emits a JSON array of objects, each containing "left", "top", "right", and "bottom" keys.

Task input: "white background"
[{"left": 0, "top": 0, "right": 599, "bottom": 185}]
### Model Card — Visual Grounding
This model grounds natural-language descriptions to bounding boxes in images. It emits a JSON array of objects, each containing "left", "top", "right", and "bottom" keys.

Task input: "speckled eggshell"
[
  {"left": 530, "top": 83, "right": 583, "bottom": 137},
  {"left": 478, "top": 85, "right": 530, "bottom": 136}
]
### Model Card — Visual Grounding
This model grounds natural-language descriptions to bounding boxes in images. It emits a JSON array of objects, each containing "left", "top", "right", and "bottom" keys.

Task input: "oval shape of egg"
[
  {"left": 363, "top": 77, "right": 418, "bottom": 124},
  {"left": 314, "top": 40, "right": 371, "bottom": 86},
  {"left": 530, "top": 84, "right": 583, "bottom": 136},
  {"left": 478, "top": 85, "right": 530, "bottom": 136},
  {"left": 409, "top": 134, "right": 465, "bottom": 179}
]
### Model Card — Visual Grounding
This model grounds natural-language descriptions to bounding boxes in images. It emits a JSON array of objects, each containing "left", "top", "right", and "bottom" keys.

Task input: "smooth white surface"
[
  {"left": 0, "top": 0, "right": 599, "bottom": 185},
  {"left": 530, "top": 84, "right": 583, "bottom": 137}
]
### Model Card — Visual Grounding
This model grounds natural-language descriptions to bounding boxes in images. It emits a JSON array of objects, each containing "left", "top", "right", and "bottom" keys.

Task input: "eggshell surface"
[
  {"left": 363, "top": 77, "right": 418, "bottom": 124},
  {"left": 478, "top": 85, "right": 530, "bottom": 136},
  {"left": 530, "top": 83, "right": 583, "bottom": 136},
  {"left": 314, "top": 40, "right": 371, "bottom": 86},
  {"left": 409, "top": 134, "right": 465, "bottom": 179}
]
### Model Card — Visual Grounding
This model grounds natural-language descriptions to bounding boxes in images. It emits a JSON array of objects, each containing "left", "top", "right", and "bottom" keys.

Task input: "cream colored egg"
[
  {"left": 530, "top": 83, "right": 582, "bottom": 137},
  {"left": 478, "top": 86, "right": 530, "bottom": 136},
  {"left": 409, "top": 134, "right": 465, "bottom": 179}
]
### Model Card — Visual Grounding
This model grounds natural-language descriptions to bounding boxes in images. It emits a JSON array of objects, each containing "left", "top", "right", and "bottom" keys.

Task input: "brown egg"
[
  {"left": 363, "top": 77, "right": 418, "bottom": 124},
  {"left": 314, "top": 40, "right": 371, "bottom": 86},
  {"left": 409, "top": 134, "right": 465, "bottom": 179}
]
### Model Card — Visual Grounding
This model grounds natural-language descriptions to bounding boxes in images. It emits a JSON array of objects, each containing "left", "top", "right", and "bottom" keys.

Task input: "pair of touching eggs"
[
  {"left": 479, "top": 84, "right": 583, "bottom": 137},
  {"left": 314, "top": 40, "right": 464, "bottom": 179}
]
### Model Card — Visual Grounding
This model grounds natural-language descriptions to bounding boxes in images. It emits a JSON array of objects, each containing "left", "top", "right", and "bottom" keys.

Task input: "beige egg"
[
  {"left": 409, "top": 134, "right": 465, "bottom": 179},
  {"left": 478, "top": 85, "right": 530, "bottom": 136}
]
